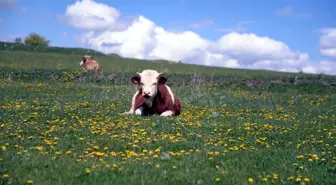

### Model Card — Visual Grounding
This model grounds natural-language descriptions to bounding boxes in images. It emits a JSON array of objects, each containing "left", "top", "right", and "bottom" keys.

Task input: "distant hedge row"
[{"left": 0, "top": 41, "right": 106, "bottom": 56}]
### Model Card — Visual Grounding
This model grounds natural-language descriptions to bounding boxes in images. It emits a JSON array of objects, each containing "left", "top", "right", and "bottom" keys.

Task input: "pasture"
[{"left": 0, "top": 46, "right": 336, "bottom": 185}]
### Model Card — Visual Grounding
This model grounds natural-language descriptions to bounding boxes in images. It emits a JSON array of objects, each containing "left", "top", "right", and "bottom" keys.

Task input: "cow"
[
  {"left": 124, "top": 69, "right": 181, "bottom": 117},
  {"left": 79, "top": 55, "right": 103, "bottom": 72}
]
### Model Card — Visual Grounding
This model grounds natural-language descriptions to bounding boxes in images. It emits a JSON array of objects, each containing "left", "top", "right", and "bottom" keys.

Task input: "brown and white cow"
[
  {"left": 124, "top": 69, "right": 181, "bottom": 116},
  {"left": 79, "top": 55, "right": 103, "bottom": 72}
]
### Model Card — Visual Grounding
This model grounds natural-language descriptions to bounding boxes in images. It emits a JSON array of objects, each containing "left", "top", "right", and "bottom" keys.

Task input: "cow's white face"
[
  {"left": 131, "top": 69, "right": 167, "bottom": 98},
  {"left": 80, "top": 55, "right": 91, "bottom": 66}
]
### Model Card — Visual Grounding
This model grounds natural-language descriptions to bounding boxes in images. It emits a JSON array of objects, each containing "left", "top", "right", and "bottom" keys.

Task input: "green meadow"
[{"left": 0, "top": 42, "right": 335, "bottom": 185}]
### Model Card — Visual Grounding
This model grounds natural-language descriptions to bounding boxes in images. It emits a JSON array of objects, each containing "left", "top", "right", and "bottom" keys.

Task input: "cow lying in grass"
[
  {"left": 124, "top": 69, "right": 181, "bottom": 116},
  {"left": 80, "top": 55, "right": 103, "bottom": 72}
]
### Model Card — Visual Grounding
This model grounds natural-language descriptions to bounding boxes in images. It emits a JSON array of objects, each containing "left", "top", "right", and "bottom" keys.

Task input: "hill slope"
[{"left": 0, "top": 41, "right": 107, "bottom": 56}]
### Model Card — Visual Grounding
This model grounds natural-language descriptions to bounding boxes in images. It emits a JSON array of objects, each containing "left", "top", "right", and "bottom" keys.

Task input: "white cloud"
[
  {"left": 215, "top": 32, "right": 299, "bottom": 62},
  {"left": 320, "top": 28, "right": 336, "bottom": 58},
  {"left": 63, "top": 0, "right": 120, "bottom": 30},
  {"left": 62, "top": 0, "right": 336, "bottom": 76}
]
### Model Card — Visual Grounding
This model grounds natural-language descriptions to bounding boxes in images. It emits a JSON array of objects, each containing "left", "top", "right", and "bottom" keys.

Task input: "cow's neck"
[
  {"left": 145, "top": 96, "right": 154, "bottom": 107},
  {"left": 145, "top": 87, "right": 160, "bottom": 108}
]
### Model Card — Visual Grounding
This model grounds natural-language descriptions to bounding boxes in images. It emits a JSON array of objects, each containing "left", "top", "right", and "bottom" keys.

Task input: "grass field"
[{"left": 0, "top": 47, "right": 336, "bottom": 185}]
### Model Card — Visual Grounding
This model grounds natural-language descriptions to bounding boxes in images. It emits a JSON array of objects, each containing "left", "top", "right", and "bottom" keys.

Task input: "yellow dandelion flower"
[
  {"left": 172, "top": 165, "right": 177, "bottom": 169},
  {"left": 296, "top": 177, "right": 302, "bottom": 182},
  {"left": 3, "top": 174, "right": 9, "bottom": 178},
  {"left": 248, "top": 178, "right": 254, "bottom": 183},
  {"left": 156, "top": 164, "right": 160, "bottom": 168},
  {"left": 304, "top": 178, "right": 310, "bottom": 182},
  {"left": 34, "top": 146, "right": 44, "bottom": 151},
  {"left": 85, "top": 168, "right": 90, "bottom": 173},
  {"left": 95, "top": 152, "right": 104, "bottom": 157},
  {"left": 1, "top": 146, "right": 7, "bottom": 151},
  {"left": 27, "top": 179, "right": 33, "bottom": 184},
  {"left": 215, "top": 177, "right": 220, "bottom": 182},
  {"left": 296, "top": 155, "right": 304, "bottom": 159},
  {"left": 273, "top": 174, "right": 278, "bottom": 179}
]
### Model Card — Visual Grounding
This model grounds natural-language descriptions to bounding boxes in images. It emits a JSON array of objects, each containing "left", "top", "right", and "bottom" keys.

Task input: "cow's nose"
[{"left": 144, "top": 91, "right": 151, "bottom": 95}]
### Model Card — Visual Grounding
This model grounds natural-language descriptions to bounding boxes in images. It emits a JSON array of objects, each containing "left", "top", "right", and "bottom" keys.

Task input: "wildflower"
[
  {"left": 172, "top": 165, "right": 177, "bottom": 169},
  {"left": 273, "top": 174, "right": 278, "bottom": 180},
  {"left": 27, "top": 179, "right": 33, "bottom": 184},
  {"left": 156, "top": 164, "right": 160, "bottom": 168},
  {"left": 34, "top": 146, "right": 45, "bottom": 151},
  {"left": 215, "top": 177, "right": 220, "bottom": 182},
  {"left": 95, "top": 152, "right": 104, "bottom": 157},
  {"left": 3, "top": 174, "right": 9, "bottom": 178},
  {"left": 1, "top": 146, "right": 7, "bottom": 151},
  {"left": 304, "top": 178, "right": 310, "bottom": 182},
  {"left": 85, "top": 168, "right": 90, "bottom": 174},
  {"left": 248, "top": 178, "right": 254, "bottom": 183},
  {"left": 296, "top": 155, "right": 304, "bottom": 159},
  {"left": 296, "top": 177, "right": 302, "bottom": 182}
]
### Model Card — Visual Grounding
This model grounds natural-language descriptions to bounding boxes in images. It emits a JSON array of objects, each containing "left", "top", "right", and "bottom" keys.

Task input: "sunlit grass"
[{"left": 0, "top": 50, "right": 336, "bottom": 185}]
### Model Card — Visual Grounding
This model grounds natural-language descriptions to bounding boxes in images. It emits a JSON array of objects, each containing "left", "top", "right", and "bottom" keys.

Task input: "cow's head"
[
  {"left": 80, "top": 55, "right": 93, "bottom": 66},
  {"left": 131, "top": 69, "right": 167, "bottom": 98}
]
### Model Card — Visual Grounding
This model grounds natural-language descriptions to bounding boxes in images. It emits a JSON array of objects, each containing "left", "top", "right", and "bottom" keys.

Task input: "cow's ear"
[
  {"left": 131, "top": 75, "right": 141, "bottom": 84},
  {"left": 157, "top": 74, "right": 167, "bottom": 85}
]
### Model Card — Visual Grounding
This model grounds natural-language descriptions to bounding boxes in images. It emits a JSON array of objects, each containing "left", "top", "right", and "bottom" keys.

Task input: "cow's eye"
[
  {"left": 153, "top": 83, "right": 157, "bottom": 85},
  {"left": 140, "top": 83, "right": 144, "bottom": 86}
]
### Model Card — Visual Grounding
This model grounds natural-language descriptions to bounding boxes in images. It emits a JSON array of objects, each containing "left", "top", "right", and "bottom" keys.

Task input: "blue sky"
[{"left": 1, "top": 0, "right": 336, "bottom": 74}]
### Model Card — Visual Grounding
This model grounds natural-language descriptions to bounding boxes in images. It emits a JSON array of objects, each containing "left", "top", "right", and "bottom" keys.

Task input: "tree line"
[{"left": 14, "top": 33, "right": 50, "bottom": 47}]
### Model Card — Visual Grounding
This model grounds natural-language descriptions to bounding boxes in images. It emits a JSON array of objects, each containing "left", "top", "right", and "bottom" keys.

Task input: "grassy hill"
[
  {"left": 0, "top": 41, "right": 107, "bottom": 56},
  {"left": 0, "top": 42, "right": 335, "bottom": 185}
]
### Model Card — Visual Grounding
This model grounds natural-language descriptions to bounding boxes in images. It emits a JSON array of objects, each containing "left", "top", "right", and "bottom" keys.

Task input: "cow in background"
[{"left": 80, "top": 55, "right": 103, "bottom": 72}]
